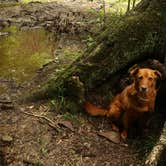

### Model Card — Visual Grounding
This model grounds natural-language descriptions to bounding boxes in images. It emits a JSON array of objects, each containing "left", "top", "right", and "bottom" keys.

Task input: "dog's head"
[{"left": 129, "top": 67, "right": 162, "bottom": 94}]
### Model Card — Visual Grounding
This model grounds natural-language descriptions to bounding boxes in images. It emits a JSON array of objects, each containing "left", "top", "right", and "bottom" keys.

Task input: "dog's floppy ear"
[
  {"left": 129, "top": 65, "right": 139, "bottom": 78},
  {"left": 154, "top": 70, "right": 162, "bottom": 89},
  {"left": 154, "top": 70, "right": 162, "bottom": 80}
]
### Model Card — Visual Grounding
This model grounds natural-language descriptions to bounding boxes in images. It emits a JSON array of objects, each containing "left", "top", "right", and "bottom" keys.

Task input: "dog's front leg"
[
  {"left": 121, "top": 112, "right": 132, "bottom": 140},
  {"left": 108, "top": 101, "right": 122, "bottom": 132}
]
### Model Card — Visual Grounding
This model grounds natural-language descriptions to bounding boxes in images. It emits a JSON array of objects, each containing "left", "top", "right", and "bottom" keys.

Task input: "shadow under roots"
[
  {"left": 0, "top": 153, "right": 7, "bottom": 166},
  {"left": 157, "top": 148, "right": 166, "bottom": 166}
]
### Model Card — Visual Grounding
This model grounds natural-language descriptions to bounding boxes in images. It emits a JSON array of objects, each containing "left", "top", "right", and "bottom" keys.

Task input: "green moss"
[{"left": 63, "top": 49, "right": 81, "bottom": 58}]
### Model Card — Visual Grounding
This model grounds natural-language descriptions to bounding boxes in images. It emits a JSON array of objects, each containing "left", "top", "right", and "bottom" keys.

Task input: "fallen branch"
[
  {"left": 20, "top": 109, "right": 60, "bottom": 132},
  {"left": 0, "top": 100, "right": 12, "bottom": 104},
  {"left": 0, "top": 100, "right": 14, "bottom": 110},
  {"left": 23, "top": 159, "right": 44, "bottom": 166}
]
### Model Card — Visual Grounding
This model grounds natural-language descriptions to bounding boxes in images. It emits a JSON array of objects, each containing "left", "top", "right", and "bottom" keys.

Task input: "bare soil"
[
  {"left": 0, "top": 0, "right": 103, "bottom": 34},
  {"left": 0, "top": 104, "right": 141, "bottom": 166}
]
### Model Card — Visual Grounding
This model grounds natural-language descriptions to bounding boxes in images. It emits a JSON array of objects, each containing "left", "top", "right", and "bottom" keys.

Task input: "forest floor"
[{"left": 0, "top": 1, "right": 165, "bottom": 166}]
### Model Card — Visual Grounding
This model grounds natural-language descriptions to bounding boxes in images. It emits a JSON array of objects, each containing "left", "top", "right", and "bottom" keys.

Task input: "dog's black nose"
[{"left": 140, "top": 87, "right": 147, "bottom": 92}]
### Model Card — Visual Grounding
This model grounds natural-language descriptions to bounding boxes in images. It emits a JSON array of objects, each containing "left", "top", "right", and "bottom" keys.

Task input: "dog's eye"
[
  {"left": 138, "top": 76, "right": 143, "bottom": 80},
  {"left": 148, "top": 77, "right": 153, "bottom": 81}
]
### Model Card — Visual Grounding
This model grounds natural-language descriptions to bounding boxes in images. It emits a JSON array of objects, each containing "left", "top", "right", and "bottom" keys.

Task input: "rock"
[
  {"left": 1, "top": 135, "right": 13, "bottom": 143},
  {"left": 0, "top": 32, "right": 10, "bottom": 37}
]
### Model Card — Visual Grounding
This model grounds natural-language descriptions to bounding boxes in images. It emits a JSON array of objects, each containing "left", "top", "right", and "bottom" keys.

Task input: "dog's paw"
[
  {"left": 111, "top": 124, "right": 119, "bottom": 132},
  {"left": 120, "top": 131, "right": 127, "bottom": 140}
]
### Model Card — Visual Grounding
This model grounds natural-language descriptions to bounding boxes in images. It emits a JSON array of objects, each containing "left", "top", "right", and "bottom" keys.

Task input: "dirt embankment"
[{"left": 0, "top": 1, "right": 103, "bottom": 34}]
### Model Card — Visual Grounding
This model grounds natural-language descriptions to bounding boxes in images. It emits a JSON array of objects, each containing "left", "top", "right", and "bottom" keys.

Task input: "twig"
[
  {"left": 20, "top": 109, "right": 60, "bottom": 132},
  {"left": 0, "top": 104, "right": 14, "bottom": 110},
  {"left": 0, "top": 100, "right": 12, "bottom": 104}
]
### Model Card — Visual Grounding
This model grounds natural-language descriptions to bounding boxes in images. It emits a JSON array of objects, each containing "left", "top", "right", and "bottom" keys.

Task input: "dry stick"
[
  {"left": 0, "top": 100, "right": 12, "bottom": 104},
  {"left": 20, "top": 110, "right": 60, "bottom": 132}
]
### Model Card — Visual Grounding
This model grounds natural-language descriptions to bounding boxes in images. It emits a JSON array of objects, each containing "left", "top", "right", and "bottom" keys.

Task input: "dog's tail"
[{"left": 84, "top": 101, "right": 108, "bottom": 116}]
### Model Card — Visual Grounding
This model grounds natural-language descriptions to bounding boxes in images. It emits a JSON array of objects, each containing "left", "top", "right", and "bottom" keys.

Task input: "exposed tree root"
[{"left": 145, "top": 121, "right": 166, "bottom": 166}]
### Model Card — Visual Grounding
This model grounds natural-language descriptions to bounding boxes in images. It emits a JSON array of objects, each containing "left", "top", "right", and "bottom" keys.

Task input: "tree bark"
[
  {"left": 26, "top": 0, "right": 166, "bottom": 111},
  {"left": 127, "top": 0, "right": 131, "bottom": 11},
  {"left": 132, "top": 0, "right": 136, "bottom": 8}
]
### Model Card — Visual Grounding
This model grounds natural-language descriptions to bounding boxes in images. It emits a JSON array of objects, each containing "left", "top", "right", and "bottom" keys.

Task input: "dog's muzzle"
[{"left": 139, "top": 86, "right": 148, "bottom": 93}]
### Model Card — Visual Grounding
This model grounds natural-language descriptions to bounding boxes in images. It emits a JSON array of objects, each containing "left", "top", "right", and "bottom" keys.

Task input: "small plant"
[
  {"left": 33, "top": 160, "right": 43, "bottom": 166},
  {"left": 142, "top": 136, "right": 157, "bottom": 153},
  {"left": 62, "top": 112, "right": 81, "bottom": 126},
  {"left": 49, "top": 96, "right": 66, "bottom": 111},
  {"left": 82, "top": 35, "right": 95, "bottom": 48},
  {"left": 63, "top": 49, "right": 81, "bottom": 58},
  {"left": 37, "top": 137, "right": 49, "bottom": 156}
]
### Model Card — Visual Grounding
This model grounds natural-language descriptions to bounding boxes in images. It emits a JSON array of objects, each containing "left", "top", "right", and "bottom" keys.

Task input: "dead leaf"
[
  {"left": 98, "top": 131, "right": 120, "bottom": 144},
  {"left": 58, "top": 120, "right": 74, "bottom": 131}
]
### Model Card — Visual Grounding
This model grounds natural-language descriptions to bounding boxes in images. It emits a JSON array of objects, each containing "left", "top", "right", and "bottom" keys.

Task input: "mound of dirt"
[{"left": 0, "top": 0, "right": 103, "bottom": 34}]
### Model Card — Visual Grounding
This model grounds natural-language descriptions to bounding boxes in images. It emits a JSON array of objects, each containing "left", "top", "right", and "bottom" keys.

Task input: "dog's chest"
[{"left": 122, "top": 95, "right": 150, "bottom": 113}]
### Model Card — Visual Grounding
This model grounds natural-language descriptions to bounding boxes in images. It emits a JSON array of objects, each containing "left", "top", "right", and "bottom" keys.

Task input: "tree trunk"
[
  {"left": 132, "top": 0, "right": 136, "bottom": 8},
  {"left": 102, "top": 0, "right": 106, "bottom": 24},
  {"left": 127, "top": 0, "right": 131, "bottom": 11},
  {"left": 26, "top": 0, "right": 166, "bottom": 111}
]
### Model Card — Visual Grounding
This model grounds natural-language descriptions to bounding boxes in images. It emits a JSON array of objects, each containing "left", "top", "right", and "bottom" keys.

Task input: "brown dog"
[{"left": 85, "top": 68, "right": 161, "bottom": 140}]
